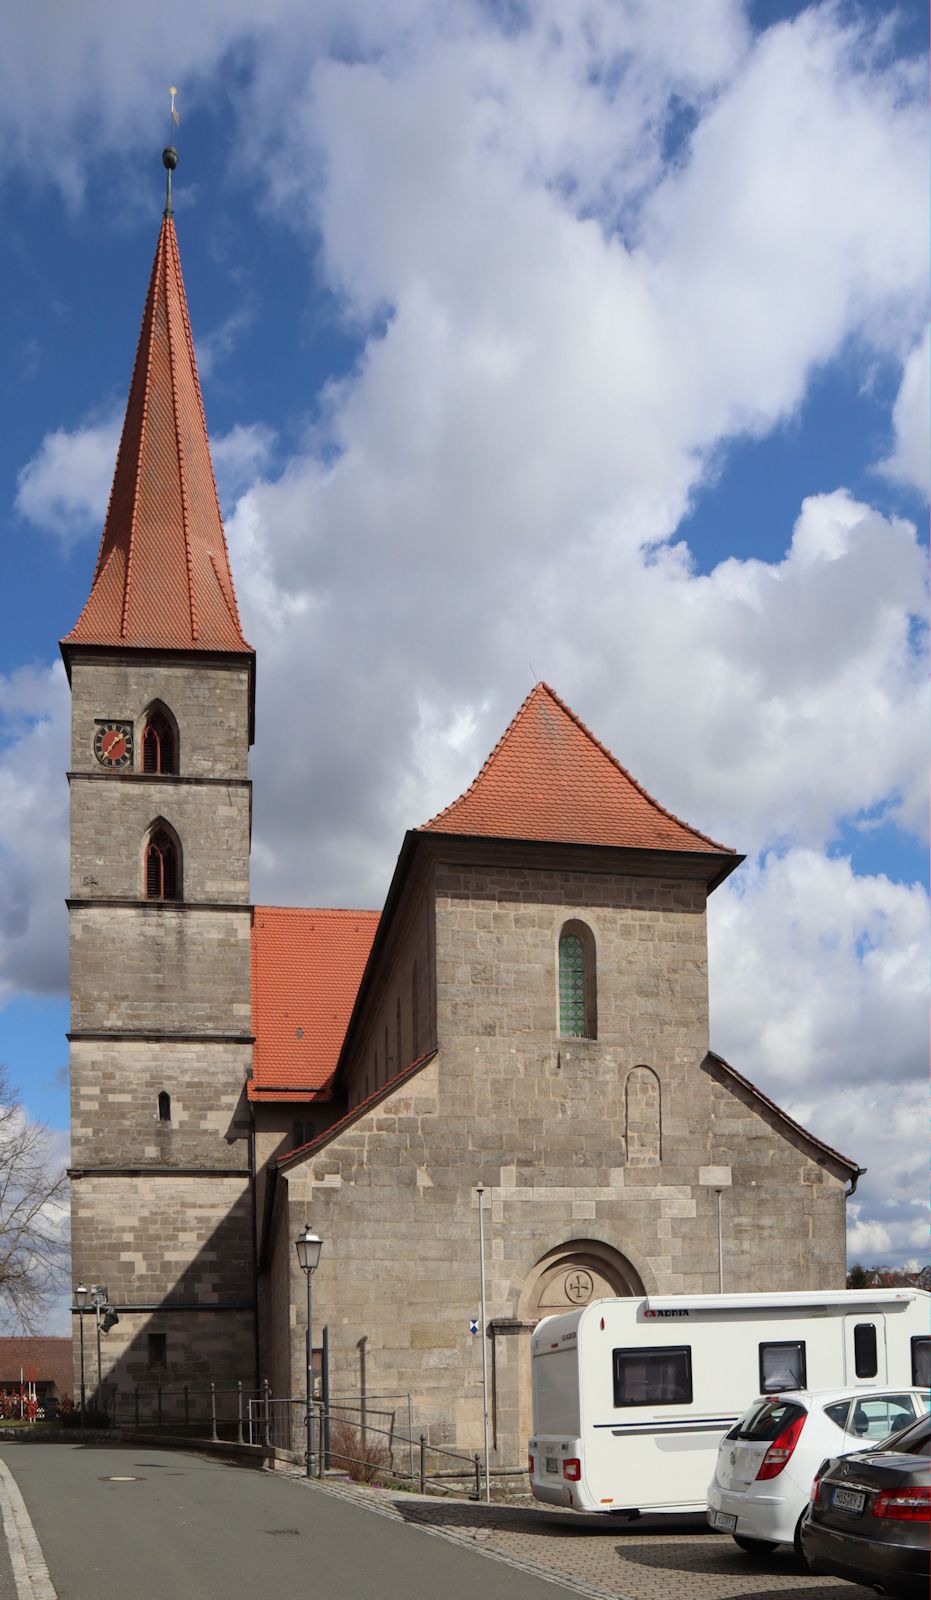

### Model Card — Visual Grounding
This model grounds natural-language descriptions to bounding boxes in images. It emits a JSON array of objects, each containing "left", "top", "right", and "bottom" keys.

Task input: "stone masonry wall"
[
  {"left": 70, "top": 1039, "right": 251, "bottom": 1168},
  {"left": 344, "top": 868, "right": 435, "bottom": 1110},
  {"left": 270, "top": 850, "right": 848, "bottom": 1468},
  {"left": 69, "top": 905, "right": 252, "bottom": 1034},
  {"left": 70, "top": 778, "right": 251, "bottom": 902},
  {"left": 69, "top": 656, "right": 251, "bottom": 780}
]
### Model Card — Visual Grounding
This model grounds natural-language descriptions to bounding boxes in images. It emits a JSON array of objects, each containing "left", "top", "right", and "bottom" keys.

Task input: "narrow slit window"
[
  {"left": 559, "top": 935, "right": 585, "bottom": 1034},
  {"left": 157, "top": 1091, "right": 171, "bottom": 1123},
  {"left": 145, "top": 831, "right": 179, "bottom": 900},
  {"left": 142, "top": 711, "right": 177, "bottom": 775},
  {"left": 147, "top": 1332, "right": 167, "bottom": 1371}
]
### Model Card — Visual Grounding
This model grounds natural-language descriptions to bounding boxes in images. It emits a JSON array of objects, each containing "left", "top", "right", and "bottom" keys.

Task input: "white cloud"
[
  {"left": 878, "top": 328, "right": 930, "bottom": 497},
  {"left": 708, "top": 848, "right": 929, "bottom": 1267},
  {"left": 14, "top": 415, "right": 275, "bottom": 542},
  {"left": 0, "top": 666, "right": 71, "bottom": 1009},
  {"left": 14, "top": 416, "right": 120, "bottom": 545}
]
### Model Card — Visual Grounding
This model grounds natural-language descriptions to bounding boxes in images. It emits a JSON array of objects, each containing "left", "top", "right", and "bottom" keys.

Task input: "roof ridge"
[
  {"left": 162, "top": 221, "right": 199, "bottom": 643},
  {"left": 277, "top": 1049, "right": 438, "bottom": 1167},
  {"left": 254, "top": 904, "right": 380, "bottom": 917},
  {"left": 420, "top": 682, "right": 541, "bottom": 830},
  {"left": 422, "top": 681, "right": 734, "bottom": 854},
  {"left": 703, "top": 1050, "right": 861, "bottom": 1175},
  {"left": 168, "top": 219, "right": 248, "bottom": 639},
  {"left": 120, "top": 222, "right": 163, "bottom": 639},
  {"left": 537, "top": 682, "right": 734, "bottom": 854}
]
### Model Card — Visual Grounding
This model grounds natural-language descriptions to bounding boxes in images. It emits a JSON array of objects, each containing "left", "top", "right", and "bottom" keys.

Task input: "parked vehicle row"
[
  {"left": 528, "top": 1288, "right": 931, "bottom": 1595},
  {"left": 708, "top": 1388, "right": 929, "bottom": 1593}
]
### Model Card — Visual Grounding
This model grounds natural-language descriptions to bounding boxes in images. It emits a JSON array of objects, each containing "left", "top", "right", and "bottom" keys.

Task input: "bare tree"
[{"left": 0, "top": 1067, "right": 67, "bottom": 1330}]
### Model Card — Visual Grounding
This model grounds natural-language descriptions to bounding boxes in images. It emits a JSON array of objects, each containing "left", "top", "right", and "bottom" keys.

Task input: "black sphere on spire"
[{"left": 162, "top": 146, "right": 179, "bottom": 171}]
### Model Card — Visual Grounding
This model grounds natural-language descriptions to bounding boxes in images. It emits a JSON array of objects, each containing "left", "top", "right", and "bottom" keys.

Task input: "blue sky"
[{"left": 0, "top": 0, "right": 927, "bottom": 1313}]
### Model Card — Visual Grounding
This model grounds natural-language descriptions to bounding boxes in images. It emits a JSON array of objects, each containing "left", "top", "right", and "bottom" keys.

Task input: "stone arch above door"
[{"left": 518, "top": 1237, "right": 646, "bottom": 1323}]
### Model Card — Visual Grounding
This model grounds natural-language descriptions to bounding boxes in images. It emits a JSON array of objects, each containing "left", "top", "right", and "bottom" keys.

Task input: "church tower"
[{"left": 64, "top": 153, "right": 257, "bottom": 1401}]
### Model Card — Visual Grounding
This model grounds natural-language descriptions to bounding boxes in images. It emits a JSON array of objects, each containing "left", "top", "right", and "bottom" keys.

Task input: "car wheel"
[
  {"left": 793, "top": 1512, "right": 809, "bottom": 1568},
  {"left": 732, "top": 1534, "right": 779, "bottom": 1555}
]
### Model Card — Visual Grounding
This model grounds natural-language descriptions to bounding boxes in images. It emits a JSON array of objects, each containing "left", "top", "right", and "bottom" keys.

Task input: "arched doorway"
[{"left": 502, "top": 1240, "right": 646, "bottom": 1461}]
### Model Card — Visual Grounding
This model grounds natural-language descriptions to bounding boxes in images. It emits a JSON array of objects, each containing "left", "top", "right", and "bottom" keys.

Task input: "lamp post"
[
  {"left": 294, "top": 1227, "right": 322, "bottom": 1479},
  {"left": 75, "top": 1284, "right": 87, "bottom": 1420},
  {"left": 91, "top": 1285, "right": 107, "bottom": 1405}
]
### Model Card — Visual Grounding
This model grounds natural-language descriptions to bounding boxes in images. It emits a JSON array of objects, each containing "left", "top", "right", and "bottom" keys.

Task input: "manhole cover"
[{"left": 100, "top": 1476, "right": 144, "bottom": 1483}]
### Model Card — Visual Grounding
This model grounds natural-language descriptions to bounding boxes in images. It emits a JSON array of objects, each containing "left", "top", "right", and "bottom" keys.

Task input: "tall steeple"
[{"left": 62, "top": 152, "right": 252, "bottom": 659}]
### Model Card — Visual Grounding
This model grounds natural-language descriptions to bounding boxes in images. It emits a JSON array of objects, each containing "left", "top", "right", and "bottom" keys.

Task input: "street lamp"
[
  {"left": 294, "top": 1227, "right": 322, "bottom": 1479},
  {"left": 75, "top": 1284, "right": 87, "bottom": 1421},
  {"left": 91, "top": 1285, "right": 108, "bottom": 1405}
]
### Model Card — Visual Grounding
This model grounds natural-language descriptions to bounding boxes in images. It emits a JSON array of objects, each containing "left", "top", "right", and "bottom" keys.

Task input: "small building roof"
[
  {"left": 0, "top": 1337, "right": 73, "bottom": 1396},
  {"left": 250, "top": 906, "right": 379, "bottom": 1100},
  {"left": 62, "top": 214, "right": 252, "bottom": 658},
  {"left": 421, "top": 682, "right": 738, "bottom": 863}
]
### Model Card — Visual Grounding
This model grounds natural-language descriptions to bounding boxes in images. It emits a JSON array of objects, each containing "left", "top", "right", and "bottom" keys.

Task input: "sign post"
[{"left": 476, "top": 1183, "right": 491, "bottom": 1503}]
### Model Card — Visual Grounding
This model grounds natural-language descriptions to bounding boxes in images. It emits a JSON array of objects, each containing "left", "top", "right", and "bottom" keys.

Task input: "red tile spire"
[
  {"left": 62, "top": 202, "right": 252, "bottom": 656},
  {"left": 421, "top": 682, "right": 739, "bottom": 862}
]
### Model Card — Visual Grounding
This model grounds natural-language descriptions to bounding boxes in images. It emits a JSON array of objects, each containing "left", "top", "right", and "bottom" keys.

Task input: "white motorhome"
[{"left": 529, "top": 1289, "right": 931, "bottom": 1515}]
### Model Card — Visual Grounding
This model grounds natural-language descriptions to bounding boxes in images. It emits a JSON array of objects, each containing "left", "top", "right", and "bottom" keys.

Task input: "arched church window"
[
  {"left": 142, "top": 707, "right": 178, "bottom": 774},
  {"left": 145, "top": 828, "right": 181, "bottom": 900},
  {"left": 158, "top": 1091, "right": 171, "bottom": 1122},
  {"left": 558, "top": 921, "right": 597, "bottom": 1038}
]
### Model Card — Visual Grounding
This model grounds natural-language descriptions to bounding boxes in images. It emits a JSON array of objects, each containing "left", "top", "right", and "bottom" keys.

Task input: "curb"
[{"left": 0, "top": 1456, "right": 57, "bottom": 1600}]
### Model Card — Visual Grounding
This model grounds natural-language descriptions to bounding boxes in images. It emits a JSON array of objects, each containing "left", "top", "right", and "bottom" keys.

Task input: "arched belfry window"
[
  {"left": 141, "top": 705, "right": 178, "bottom": 775},
  {"left": 158, "top": 1091, "right": 171, "bottom": 1122},
  {"left": 145, "top": 824, "right": 181, "bottom": 901},
  {"left": 558, "top": 920, "right": 597, "bottom": 1038}
]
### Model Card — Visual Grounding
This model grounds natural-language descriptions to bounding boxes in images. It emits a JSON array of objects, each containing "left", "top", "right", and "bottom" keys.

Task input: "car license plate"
[
  {"left": 709, "top": 1509, "right": 737, "bottom": 1532},
  {"left": 831, "top": 1487, "right": 865, "bottom": 1514},
  {"left": 545, "top": 1457, "right": 558, "bottom": 1474}
]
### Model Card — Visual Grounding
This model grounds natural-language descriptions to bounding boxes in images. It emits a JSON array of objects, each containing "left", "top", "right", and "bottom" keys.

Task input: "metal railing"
[{"left": 108, "top": 1380, "right": 486, "bottom": 1497}]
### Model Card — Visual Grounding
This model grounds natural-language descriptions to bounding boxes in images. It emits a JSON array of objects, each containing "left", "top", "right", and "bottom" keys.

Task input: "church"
[{"left": 66, "top": 162, "right": 859, "bottom": 1468}]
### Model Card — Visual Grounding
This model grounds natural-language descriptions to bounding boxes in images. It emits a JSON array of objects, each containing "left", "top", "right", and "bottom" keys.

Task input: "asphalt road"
[{"left": 0, "top": 1443, "right": 583, "bottom": 1600}]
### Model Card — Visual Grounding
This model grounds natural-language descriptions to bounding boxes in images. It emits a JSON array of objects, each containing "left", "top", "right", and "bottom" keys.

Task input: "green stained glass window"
[{"left": 559, "top": 934, "right": 586, "bottom": 1036}]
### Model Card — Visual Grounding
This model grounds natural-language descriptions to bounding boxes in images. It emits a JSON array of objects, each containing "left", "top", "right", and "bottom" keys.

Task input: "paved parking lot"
[{"left": 304, "top": 1479, "right": 873, "bottom": 1600}]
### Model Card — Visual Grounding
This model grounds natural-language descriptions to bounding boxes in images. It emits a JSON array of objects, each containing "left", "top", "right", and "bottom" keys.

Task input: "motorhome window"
[
  {"left": 737, "top": 1399, "right": 806, "bottom": 1441},
  {"left": 853, "top": 1322, "right": 878, "bottom": 1378},
  {"left": 612, "top": 1346, "right": 692, "bottom": 1407},
  {"left": 911, "top": 1336, "right": 931, "bottom": 1388},
  {"left": 759, "top": 1340, "right": 806, "bottom": 1393}
]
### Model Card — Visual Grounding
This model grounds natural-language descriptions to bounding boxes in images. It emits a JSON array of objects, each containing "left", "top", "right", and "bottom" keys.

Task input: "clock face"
[{"left": 94, "top": 721, "right": 134, "bottom": 769}]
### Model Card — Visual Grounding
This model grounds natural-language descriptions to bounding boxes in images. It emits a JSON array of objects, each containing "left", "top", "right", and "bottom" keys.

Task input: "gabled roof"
[
  {"left": 62, "top": 214, "right": 252, "bottom": 656},
  {"left": 275, "top": 1049, "right": 438, "bottom": 1171},
  {"left": 250, "top": 906, "right": 379, "bottom": 1101},
  {"left": 421, "top": 682, "right": 738, "bottom": 862},
  {"left": 702, "top": 1051, "right": 862, "bottom": 1180}
]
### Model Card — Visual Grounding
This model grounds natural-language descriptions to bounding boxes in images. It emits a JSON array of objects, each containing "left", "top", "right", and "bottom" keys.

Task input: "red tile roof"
[
  {"left": 250, "top": 907, "right": 379, "bottom": 1100},
  {"left": 421, "top": 682, "right": 736, "bottom": 856},
  {"left": 62, "top": 215, "right": 252, "bottom": 655}
]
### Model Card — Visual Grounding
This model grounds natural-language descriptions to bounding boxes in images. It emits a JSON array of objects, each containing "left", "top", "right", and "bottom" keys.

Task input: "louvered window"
[
  {"left": 146, "top": 831, "right": 179, "bottom": 899},
  {"left": 142, "top": 711, "right": 177, "bottom": 774},
  {"left": 559, "top": 935, "right": 586, "bottom": 1035}
]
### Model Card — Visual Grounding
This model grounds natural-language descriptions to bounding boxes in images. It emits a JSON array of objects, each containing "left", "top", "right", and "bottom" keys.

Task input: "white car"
[{"left": 707, "top": 1387, "right": 930, "bottom": 1560}]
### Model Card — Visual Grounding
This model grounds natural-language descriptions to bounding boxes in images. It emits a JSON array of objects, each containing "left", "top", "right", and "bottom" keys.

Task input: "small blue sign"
[{"left": 469, "top": 1318, "right": 479, "bottom": 1336}]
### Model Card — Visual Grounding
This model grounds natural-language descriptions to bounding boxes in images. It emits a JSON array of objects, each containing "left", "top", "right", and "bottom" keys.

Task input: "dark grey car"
[{"left": 801, "top": 1410, "right": 930, "bottom": 1598}]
